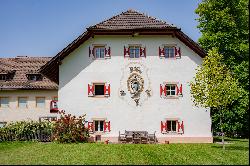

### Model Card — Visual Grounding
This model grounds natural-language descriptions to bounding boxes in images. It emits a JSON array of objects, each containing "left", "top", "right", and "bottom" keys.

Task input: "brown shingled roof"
[
  {"left": 40, "top": 9, "right": 206, "bottom": 84},
  {"left": 88, "top": 9, "right": 177, "bottom": 30},
  {"left": 0, "top": 57, "right": 58, "bottom": 90}
]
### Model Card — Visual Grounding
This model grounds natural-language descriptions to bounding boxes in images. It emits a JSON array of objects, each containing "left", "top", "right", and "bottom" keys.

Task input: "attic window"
[
  {"left": 27, "top": 74, "right": 42, "bottom": 81},
  {"left": 0, "top": 74, "right": 7, "bottom": 81}
]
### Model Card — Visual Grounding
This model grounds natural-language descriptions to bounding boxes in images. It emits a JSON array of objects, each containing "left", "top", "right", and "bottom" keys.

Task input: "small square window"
[
  {"left": 27, "top": 74, "right": 42, "bottom": 81},
  {"left": 36, "top": 97, "right": 45, "bottom": 108},
  {"left": 167, "top": 120, "right": 177, "bottom": 132},
  {"left": 129, "top": 46, "right": 140, "bottom": 58},
  {"left": 0, "top": 74, "right": 7, "bottom": 81},
  {"left": 94, "top": 84, "right": 105, "bottom": 96},
  {"left": 18, "top": 97, "right": 28, "bottom": 108},
  {"left": 164, "top": 46, "right": 175, "bottom": 58},
  {"left": 166, "top": 84, "right": 176, "bottom": 96},
  {"left": 94, "top": 120, "right": 104, "bottom": 132},
  {"left": 0, "top": 97, "right": 9, "bottom": 108},
  {"left": 94, "top": 47, "right": 105, "bottom": 59}
]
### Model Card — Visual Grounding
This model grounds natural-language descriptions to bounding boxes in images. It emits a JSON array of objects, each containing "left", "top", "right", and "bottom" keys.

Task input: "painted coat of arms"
[{"left": 119, "top": 62, "right": 152, "bottom": 107}]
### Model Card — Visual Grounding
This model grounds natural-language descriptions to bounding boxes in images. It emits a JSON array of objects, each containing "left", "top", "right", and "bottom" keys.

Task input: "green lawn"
[{"left": 0, "top": 138, "right": 248, "bottom": 165}]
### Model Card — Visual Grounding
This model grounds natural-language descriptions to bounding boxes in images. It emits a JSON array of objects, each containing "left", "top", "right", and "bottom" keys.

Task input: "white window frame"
[
  {"left": 36, "top": 97, "right": 46, "bottom": 108},
  {"left": 94, "top": 120, "right": 105, "bottom": 132},
  {"left": 164, "top": 46, "right": 175, "bottom": 58},
  {"left": 166, "top": 120, "right": 177, "bottom": 132},
  {"left": 166, "top": 84, "right": 176, "bottom": 96},
  {"left": 129, "top": 46, "right": 140, "bottom": 58},
  {"left": 93, "top": 83, "right": 105, "bottom": 96},
  {"left": 18, "top": 97, "right": 28, "bottom": 108},
  {"left": 0, "top": 97, "right": 9, "bottom": 108},
  {"left": 94, "top": 46, "right": 105, "bottom": 59}
]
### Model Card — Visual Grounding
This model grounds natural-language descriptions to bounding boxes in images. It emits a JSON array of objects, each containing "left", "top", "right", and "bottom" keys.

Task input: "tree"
[
  {"left": 190, "top": 48, "right": 241, "bottom": 150},
  {"left": 195, "top": 0, "right": 249, "bottom": 138}
]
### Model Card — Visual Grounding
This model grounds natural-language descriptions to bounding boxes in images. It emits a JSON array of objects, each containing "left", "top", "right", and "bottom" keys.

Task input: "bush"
[
  {"left": 52, "top": 110, "right": 89, "bottom": 143},
  {"left": 0, "top": 121, "right": 53, "bottom": 142}
]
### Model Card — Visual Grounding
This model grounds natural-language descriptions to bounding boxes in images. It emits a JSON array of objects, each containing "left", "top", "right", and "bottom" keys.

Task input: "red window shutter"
[
  {"left": 140, "top": 47, "right": 146, "bottom": 58},
  {"left": 88, "top": 122, "right": 94, "bottom": 132},
  {"left": 177, "top": 121, "right": 184, "bottom": 134},
  {"left": 160, "top": 84, "right": 164, "bottom": 97},
  {"left": 105, "top": 47, "right": 111, "bottom": 58},
  {"left": 104, "top": 121, "right": 111, "bottom": 132},
  {"left": 177, "top": 84, "right": 183, "bottom": 96},
  {"left": 161, "top": 121, "right": 167, "bottom": 133},
  {"left": 175, "top": 47, "right": 181, "bottom": 58},
  {"left": 159, "top": 47, "right": 165, "bottom": 57},
  {"left": 108, "top": 47, "right": 111, "bottom": 56},
  {"left": 143, "top": 47, "right": 146, "bottom": 58},
  {"left": 88, "top": 84, "right": 94, "bottom": 96},
  {"left": 124, "top": 46, "right": 129, "bottom": 58},
  {"left": 104, "top": 84, "right": 110, "bottom": 97},
  {"left": 160, "top": 84, "right": 166, "bottom": 97}
]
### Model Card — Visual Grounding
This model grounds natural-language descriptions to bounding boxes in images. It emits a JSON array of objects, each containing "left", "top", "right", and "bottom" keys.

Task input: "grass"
[{"left": 0, "top": 137, "right": 248, "bottom": 165}]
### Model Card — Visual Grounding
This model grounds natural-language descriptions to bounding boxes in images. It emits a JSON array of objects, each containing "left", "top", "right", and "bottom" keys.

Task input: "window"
[
  {"left": 129, "top": 46, "right": 140, "bottom": 58},
  {"left": 94, "top": 120, "right": 104, "bottom": 132},
  {"left": 95, "top": 84, "right": 105, "bottom": 96},
  {"left": 36, "top": 97, "right": 45, "bottom": 108},
  {"left": 0, "top": 74, "right": 7, "bottom": 81},
  {"left": 18, "top": 97, "right": 27, "bottom": 108},
  {"left": 94, "top": 47, "right": 105, "bottom": 59},
  {"left": 27, "top": 74, "right": 42, "bottom": 81},
  {"left": 88, "top": 83, "right": 110, "bottom": 97},
  {"left": 164, "top": 46, "right": 175, "bottom": 58},
  {"left": 167, "top": 120, "right": 177, "bottom": 132},
  {"left": 0, "top": 97, "right": 9, "bottom": 108},
  {"left": 166, "top": 84, "right": 176, "bottom": 96}
]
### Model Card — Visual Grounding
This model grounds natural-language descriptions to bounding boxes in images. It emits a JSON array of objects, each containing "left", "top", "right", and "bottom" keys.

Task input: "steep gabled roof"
[
  {"left": 88, "top": 9, "right": 177, "bottom": 30},
  {"left": 40, "top": 9, "right": 206, "bottom": 84},
  {"left": 0, "top": 57, "right": 58, "bottom": 90}
]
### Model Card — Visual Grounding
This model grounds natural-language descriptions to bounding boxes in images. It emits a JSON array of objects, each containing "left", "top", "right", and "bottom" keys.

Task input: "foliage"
[
  {"left": 52, "top": 110, "right": 89, "bottom": 143},
  {"left": 0, "top": 120, "right": 53, "bottom": 141},
  {"left": 195, "top": 0, "right": 249, "bottom": 138},
  {"left": 0, "top": 138, "right": 249, "bottom": 165},
  {"left": 190, "top": 48, "right": 240, "bottom": 108},
  {"left": 190, "top": 48, "right": 241, "bottom": 149}
]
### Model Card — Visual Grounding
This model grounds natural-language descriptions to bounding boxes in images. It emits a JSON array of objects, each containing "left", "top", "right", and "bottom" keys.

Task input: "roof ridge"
[{"left": 88, "top": 9, "right": 176, "bottom": 30}]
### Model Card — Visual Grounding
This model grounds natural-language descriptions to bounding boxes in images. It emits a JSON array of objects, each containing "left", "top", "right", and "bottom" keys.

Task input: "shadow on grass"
[{"left": 211, "top": 145, "right": 249, "bottom": 151}]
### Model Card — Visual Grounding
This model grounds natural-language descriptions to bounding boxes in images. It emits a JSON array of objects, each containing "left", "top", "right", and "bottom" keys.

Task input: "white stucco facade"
[{"left": 58, "top": 35, "right": 212, "bottom": 143}]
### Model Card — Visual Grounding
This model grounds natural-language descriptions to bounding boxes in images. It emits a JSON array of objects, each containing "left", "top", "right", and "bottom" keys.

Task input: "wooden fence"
[{"left": 0, "top": 129, "right": 52, "bottom": 142}]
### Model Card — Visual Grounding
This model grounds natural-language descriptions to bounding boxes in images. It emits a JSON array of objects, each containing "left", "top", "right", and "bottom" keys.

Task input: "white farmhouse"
[{"left": 41, "top": 9, "right": 212, "bottom": 143}]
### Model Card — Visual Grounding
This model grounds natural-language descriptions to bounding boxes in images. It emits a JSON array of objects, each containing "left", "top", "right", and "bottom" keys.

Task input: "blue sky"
[{"left": 0, "top": 0, "right": 202, "bottom": 58}]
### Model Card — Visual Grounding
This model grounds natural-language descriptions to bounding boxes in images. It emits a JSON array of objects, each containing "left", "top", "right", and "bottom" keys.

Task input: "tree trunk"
[{"left": 220, "top": 110, "right": 225, "bottom": 150}]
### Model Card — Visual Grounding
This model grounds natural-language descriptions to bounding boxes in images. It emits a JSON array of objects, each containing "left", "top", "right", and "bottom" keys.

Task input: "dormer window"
[
  {"left": 27, "top": 74, "right": 42, "bottom": 81},
  {"left": 0, "top": 74, "right": 7, "bottom": 81}
]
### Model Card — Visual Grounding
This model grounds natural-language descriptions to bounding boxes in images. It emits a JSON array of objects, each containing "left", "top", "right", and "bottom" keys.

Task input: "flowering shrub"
[
  {"left": 0, "top": 121, "right": 53, "bottom": 142},
  {"left": 52, "top": 110, "right": 89, "bottom": 143}
]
